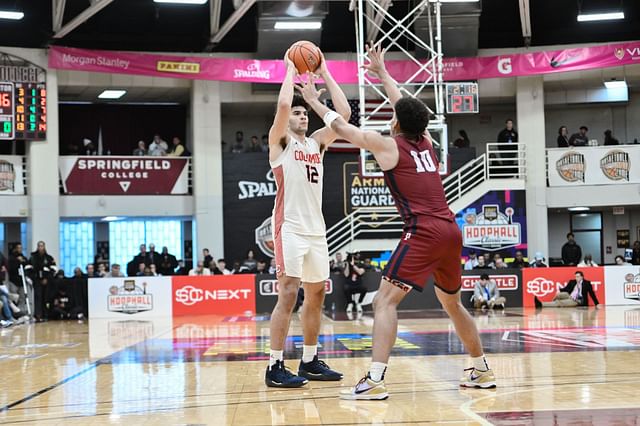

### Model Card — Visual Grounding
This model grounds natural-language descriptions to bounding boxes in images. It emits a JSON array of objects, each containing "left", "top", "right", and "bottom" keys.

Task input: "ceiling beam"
[
  {"left": 53, "top": 0, "right": 115, "bottom": 39},
  {"left": 52, "top": 0, "right": 66, "bottom": 33},
  {"left": 210, "top": 0, "right": 222, "bottom": 36},
  {"left": 210, "top": 0, "right": 257, "bottom": 45},
  {"left": 518, "top": 0, "right": 531, "bottom": 46}
]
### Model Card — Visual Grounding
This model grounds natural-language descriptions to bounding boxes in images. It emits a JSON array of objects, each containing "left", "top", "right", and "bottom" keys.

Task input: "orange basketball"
[{"left": 288, "top": 40, "right": 321, "bottom": 74}]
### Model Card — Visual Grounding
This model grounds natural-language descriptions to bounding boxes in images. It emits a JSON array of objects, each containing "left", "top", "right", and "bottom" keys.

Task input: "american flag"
[{"left": 325, "top": 99, "right": 394, "bottom": 151}]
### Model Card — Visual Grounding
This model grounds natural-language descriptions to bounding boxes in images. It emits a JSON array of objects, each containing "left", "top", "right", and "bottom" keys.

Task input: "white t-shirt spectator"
[
  {"left": 149, "top": 140, "right": 168, "bottom": 156},
  {"left": 189, "top": 267, "right": 212, "bottom": 276}
]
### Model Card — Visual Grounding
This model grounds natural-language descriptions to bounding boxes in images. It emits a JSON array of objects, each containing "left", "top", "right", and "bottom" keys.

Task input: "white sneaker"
[{"left": 0, "top": 320, "right": 14, "bottom": 327}]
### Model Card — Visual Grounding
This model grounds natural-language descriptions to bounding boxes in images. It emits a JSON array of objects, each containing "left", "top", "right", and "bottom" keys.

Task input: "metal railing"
[{"left": 326, "top": 143, "right": 526, "bottom": 255}]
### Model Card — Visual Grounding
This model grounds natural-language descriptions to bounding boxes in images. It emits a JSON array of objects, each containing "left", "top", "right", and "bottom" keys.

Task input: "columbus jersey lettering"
[{"left": 270, "top": 135, "right": 326, "bottom": 236}]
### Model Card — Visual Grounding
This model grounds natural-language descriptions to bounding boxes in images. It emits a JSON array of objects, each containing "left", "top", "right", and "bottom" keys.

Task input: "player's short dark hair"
[
  {"left": 394, "top": 97, "right": 430, "bottom": 140},
  {"left": 480, "top": 273, "right": 490, "bottom": 280},
  {"left": 291, "top": 94, "right": 309, "bottom": 110}
]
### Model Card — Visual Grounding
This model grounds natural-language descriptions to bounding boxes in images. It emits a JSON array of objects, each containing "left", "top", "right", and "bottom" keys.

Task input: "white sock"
[
  {"left": 472, "top": 355, "right": 489, "bottom": 372},
  {"left": 369, "top": 362, "right": 387, "bottom": 382},
  {"left": 302, "top": 345, "right": 317, "bottom": 363},
  {"left": 269, "top": 350, "right": 284, "bottom": 368}
]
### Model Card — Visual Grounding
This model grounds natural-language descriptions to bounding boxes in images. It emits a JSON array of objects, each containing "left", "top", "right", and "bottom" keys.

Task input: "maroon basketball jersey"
[{"left": 383, "top": 134, "right": 454, "bottom": 227}]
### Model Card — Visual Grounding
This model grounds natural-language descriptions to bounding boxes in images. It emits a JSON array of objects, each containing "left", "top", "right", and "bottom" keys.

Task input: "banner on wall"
[
  {"left": 548, "top": 146, "right": 640, "bottom": 186},
  {"left": 521, "top": 267, "right": 605, "bottom": 307},
  {"left": 604, "top": 266, "right": 640, "bottom": 306},
  {"left": 49, "top": 41, "right": 640, "bottom": 83},
  {"left": 0, "top": 155, "right": 24, "bottom": 195},
  {"left": 456, "top": 190, "right": 527, "bottom": 257},
  {"left": 59, "top": 156, "right": 189, "bottom": 195},
  {"left": 88, "top": 276, "right": 173, "bottom": 318}
]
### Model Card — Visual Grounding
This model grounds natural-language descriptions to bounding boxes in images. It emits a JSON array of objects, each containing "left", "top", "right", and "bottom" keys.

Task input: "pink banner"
[{"left": 49, "top": 42, "right": 640, "bottom": 83}]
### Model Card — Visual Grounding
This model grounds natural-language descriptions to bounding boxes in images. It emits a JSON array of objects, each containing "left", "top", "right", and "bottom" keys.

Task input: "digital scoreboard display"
[
  {"left": 446, "top": 82, "right": 479, "bottom": 114},
  {"left": 0, "top": 82, "right": 14, "bottom": 140},
  {"left": 15, "top": 82, "right": 47, "bottom": 140}
]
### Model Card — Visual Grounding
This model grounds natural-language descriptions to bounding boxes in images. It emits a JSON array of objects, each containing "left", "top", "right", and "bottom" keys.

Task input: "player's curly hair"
[
  {"left": 394, "top": 97, "right": 430, "bottom": 140},
  {"left": 291, "top": 94, "right": 309, "bottom": 110}
]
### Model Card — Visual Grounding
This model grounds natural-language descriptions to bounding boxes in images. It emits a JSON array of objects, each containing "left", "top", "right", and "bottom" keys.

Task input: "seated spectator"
[
  {"left": 96, "top": 263, "right": 108, "bottom": 277},
  {"left": 168, "top": 137, "right": 189, "bottom": 157},
  {"left": 149, "top": 134, "right": 168, "bottom": 156},
  {"left": 0, "top": 278, "right": 18, "bottom": 325},
  {"left": 509, "top": 251, "right": 528, "bottom": 268},
  {"left": 261, "top": 134, "right": 269, "bottom": 152},
  {"left": 189, "top": 261, "right": 212, "bottom": 276},
  {"left": 604, "top": 130, "right": 619, "bottom": 146},
  {"left": 50, "top": 284, "right": 84, "bottom": 320},
  {"left": 202, "top": 249, "right": 213, "bottom": 269},
  {"left": 482, "top": 252, "right": 492, "bottom": 266},
  {"left": 217, "top": 259, "right": 232, "bottom": 275},
  {"left": 453, "top": 130, "right": 470, "bottom": 148},
  {"left": 530, "top": 252, "right": 548, "bottom": 268},
  {"left": 474, "top": 256, "right": 491, "bottom": 270},
  {"left": 464, "top": 250, "right": 479, "bottom": 270},
  {"left": 557, "top": 126, "right": 569, "bottom": 147},
  {"left": 568, "top": 126, "right": 589, "bottom": 147},
  {"left": 268, "top": 258, "right": 277, "bottom": 274},
  {"left": 242, "top": 250, "right": 258, "bottom": 272},
  {"left": 150, "top": 264, "right": 160, "bottom": 276},
  {"left": 534, "top": 271, "right": 599, "bottom": 308},
  {"left": 232, "top": 131, "right": 245, "bottom": 153},
  {"left": 248, "top": 135, "right": 262, "bottom": 152},
  {"left": 133, "top": 140, "right": 146, "bottom": 156},
  {"left": 472, "top": 273, "right": 506, "bottom": 309},
  {"left": 256, "top": 260, "right": 268, "bottom": 274},
  {"left": 578, "top": 254, "right": 598, "bottom": 267},
  {"left": 493, "top": 257, "right": 508, "bottom": 269},
  {"left": 106, "top": 264, "right": 124, "bottom": 277},
  {"left": 86, "top": 264, "right": 98, "bottom": 278},
  {"left": 633, "top": 241, "right": 640, "bottom": 265},
  {"left": 343, "top": 257, "right": 366, "bottom": 314},
  {"left": 143, "top": 266, "right": 154, "bottom": 277},
  {"left": 615, "top": 255, "right": 631, "bottom": 266},
  {"left": 175, "top": 260, "right": 189, "bottom": 276},
  {"left": 135, "top": 263, "right": 146, "bottom": 276}
]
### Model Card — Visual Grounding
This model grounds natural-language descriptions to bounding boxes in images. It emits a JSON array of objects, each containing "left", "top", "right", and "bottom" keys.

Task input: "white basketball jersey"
[{"left": 270, "top": 134, "right": 325, "bottom": 236}]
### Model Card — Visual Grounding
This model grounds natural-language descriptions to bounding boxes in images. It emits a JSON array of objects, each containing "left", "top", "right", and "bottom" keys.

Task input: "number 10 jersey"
[{"left": 270, "top": 134, "right": 326, "bottom": 237}]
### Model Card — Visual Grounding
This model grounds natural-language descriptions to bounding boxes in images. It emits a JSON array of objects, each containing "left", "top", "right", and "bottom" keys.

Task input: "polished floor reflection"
[{"left": 1, "top": 306, "right": 640, "bottom": 425}]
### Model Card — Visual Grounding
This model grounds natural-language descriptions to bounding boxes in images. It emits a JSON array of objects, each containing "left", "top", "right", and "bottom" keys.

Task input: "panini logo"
[
  {"left": 600, "top": 150, "right": 629, "bottom": 181},
  {"left": 623, "top": 272, "right": 640, "bottom": 301},
  {"left": 157, "top": 61, "right": 200, "bottom": 74},
  {"left": 556, "top": 152, "right": 585, "bottom": 182}
]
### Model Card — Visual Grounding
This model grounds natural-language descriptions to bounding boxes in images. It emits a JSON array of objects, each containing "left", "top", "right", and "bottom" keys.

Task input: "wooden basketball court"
[{"left": 1, "top": 306, "right": 640, "bottom": 425}]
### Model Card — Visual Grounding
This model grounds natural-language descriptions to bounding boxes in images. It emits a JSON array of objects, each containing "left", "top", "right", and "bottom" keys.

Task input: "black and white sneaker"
[
  {"left": 265, "top": 360, "right": 309, "bottom": 388},
  {"left": 298, "top": 355, "right": 343, "bottom": 381}
]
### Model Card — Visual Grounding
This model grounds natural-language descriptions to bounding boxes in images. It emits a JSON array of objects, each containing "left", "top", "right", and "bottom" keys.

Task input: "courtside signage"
[
  {"left": 259, "top": 279, "right": 334, "bottom": 296},
  {"left": 88, "top": 277, "right": 173, "bottom": 318},
  {"left": 522, "top": 267, "right": 605, "bottom": 307},
  {"left": 461, "top": 275, "right": 518, "bottom": 291},
  {"left": 604, "top": 266, "right": 640, "bottom": 305},
  {"left": 172, "top": 275, "right": 256, "bottom": 316}
]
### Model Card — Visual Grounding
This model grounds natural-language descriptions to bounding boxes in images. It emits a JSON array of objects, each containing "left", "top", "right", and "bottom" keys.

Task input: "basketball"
[{"left": 288, "top": 40, "right": 322, "bottom": 74}]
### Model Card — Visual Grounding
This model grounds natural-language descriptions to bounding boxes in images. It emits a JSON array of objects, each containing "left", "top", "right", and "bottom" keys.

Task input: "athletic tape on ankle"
[{"left": 323, "top": 110, "right": 341, "bottom": 128}]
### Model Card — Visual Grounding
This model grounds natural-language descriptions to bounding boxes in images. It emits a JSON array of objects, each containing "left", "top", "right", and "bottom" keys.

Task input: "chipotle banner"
[{"left": 59, "top": 156, "right": 189, "bottom": 195}]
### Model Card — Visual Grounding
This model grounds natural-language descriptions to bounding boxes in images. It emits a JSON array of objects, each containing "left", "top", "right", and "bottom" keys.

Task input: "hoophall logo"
[
  {"left": 623, "top": 272, "right": 640, "bottom": 301},
  {"left": 497, "top": 58, "right": 512, "bottom": 75}
]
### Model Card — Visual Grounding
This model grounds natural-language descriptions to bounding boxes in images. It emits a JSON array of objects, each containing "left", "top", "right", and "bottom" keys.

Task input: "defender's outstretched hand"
[
  {"left": 362, "top": 42, "right": 387, "bottom": 77},
  {"left": 294, "top": 73, "right": 326, "bottom": 104}
]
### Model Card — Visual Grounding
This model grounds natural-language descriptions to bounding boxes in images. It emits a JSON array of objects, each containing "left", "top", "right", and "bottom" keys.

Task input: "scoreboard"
[
  {"left": 445, "top": 82, "right": 479, "bottom": 114},
  {"left": 15, "top": 83, "right": 47, "bottom": 140},
  {"left": 0, "top": 82, "right": 14, "bottom": 140}
]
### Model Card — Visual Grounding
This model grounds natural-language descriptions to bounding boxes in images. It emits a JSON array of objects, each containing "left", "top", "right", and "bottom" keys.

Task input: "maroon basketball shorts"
[{"left": 382, "top": 217, "right": 462, "bottom": 294}]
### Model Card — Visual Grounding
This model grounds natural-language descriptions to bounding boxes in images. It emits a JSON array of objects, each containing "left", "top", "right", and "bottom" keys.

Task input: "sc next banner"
[
  {"left": 522, "top": 267, "right": 605, "bottom": 307},
  {"left": 172, "top": 275, "right": 256, "bottom": 316}
]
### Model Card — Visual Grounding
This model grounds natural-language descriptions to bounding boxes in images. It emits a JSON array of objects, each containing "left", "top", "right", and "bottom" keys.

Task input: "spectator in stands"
[
  {"left": 83, "top": 138, "right": 97, "bottom": 155},
  {"left": 136, "top": 263, "right": 146, "bottom": 276},
  {"left": 248, "top": 135, "right": 262, "bottom": 152},
  {"left": 232, "top": 131, "right": 245, "bottom": 153},
  {"left": 175, "top": 260, "right": 189, "bottom": 276},
  {"left": 231, "top": 261, "right": 243, "bottom": 274},
  {"left": 0, "top": 271, "right": 19, "bottom": 325},
  {"left": 578, "top": 254, "right": 598, "bottom": 267},
  {"left": 147, "top": 243, "right": 160, "bottom": 267},
  {"left": 615, "top": 255, "right": 631, "bottom": 266},
  {"left": 472, "top": 273, "right": 506, "bottom": 310},
  {"left": 158, "top": 247, "right": 178, "bottom": 276},
  {"left": 149, "top": 264, "right": 160, "bottom": 276},
  {"left": 604, "top": 129, "right": 619, "bottom": 146},
  {"left": 168, "top": 137, "right": 188, "bottom": 157},
  {"left": 453, "top": 130, "right": 470, "bottom": 148},
  {"left": 149, "top": 134, "right": 168, "bottom": 156},
  {"left": 530, "top": 252, "right": 548, "bottom": 268},
  {"left": 218, "top": 259, "right": 232, "bottom": 275},
  {"left": 535, "top": 271, "right": 599, "bottom": 308},
  {"left": 50, "top": 282, "right": 84, "bottom": 320},
  {"left": 344, "top": 255, "right": 366, "bottom": 314},
  {"left": 474, "top": 256, "right": 491, "bottom": 270},
  {"left": 189, "top": 261, "right": 212, "bottom": 276},
  {"left": 143, "top": 266, "right": 154, "bottom": 276},
  {"left": 261, "top": 134, "right": 269, "bottom": 152},
  {"left": 94, "top": 247, "right": 109, "bottom": 272},
  {"left": 331, "top": 252, "right": 347, "bottom": 274},
  {"left": 464, "top": 250, "right": 479, "bottom": 270},
  {"left": 509, "top": 251, "right": 528, "bottom": 268},
  {"left": 28, "top": 241, "right": 57, "bottom": 322},
  {"left": 135, "top": 244, "right": 148, "bottom": 265},
  {"left": 133, "top": 140, "right": 146, "bottom": 156},
  {"left": 256, "top": 260, "right": 268, "bottom": 274},
  {"left": 242, "top": 250, "right": 258, "bottom": 272},
  {"left": 96, "top": 263, "right": 108, "bottom": 277},
  {"left": 568, "top": 126, "right": 589, "bottom": 147},
  {"left": 0, "top": 271, "right": 26, "bottom": 324},
  {"left": 557, "top": 126, "right": 569, "bottom": 148},
  {"left": 202, "top": 249, "right": 213, "bottom": 269},
  {"left": 268, "top": 258, "right": 277, "bottom": 274},
  {"left": 488, "top": 253, "right": 502, "bottom": 269},
  {"left": 106, "top": 264, "right": 124, "bottom": 277},
  {"left": 8, "top": 243, "right": 28, "bottom": 285},
  {"left": 632, "top": 241, "right": 640, "bottom": 265},
  {"left": 497, "top": 119, "right": 518, "bottom": 175},
  {"left": 562, "top": 233, "right": 582, "bottom": 266},
  {"left": 493, "top": 256, "right": 508, "bottom": 269}
]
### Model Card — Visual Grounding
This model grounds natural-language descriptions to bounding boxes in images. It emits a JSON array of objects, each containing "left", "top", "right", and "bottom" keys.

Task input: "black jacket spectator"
[
  {"left": 632, "top": 241, "right": 640, "bottom": 265},
  {"left": 562, "top": 236, "right": 582, "bottom": 266},
  {"left": 557, "top": 126, "right": 569, "bottom": 147},
  {"left": 560, "top": 279, "right": 599, "bottom": 307},
  {"left": 453, "top": 130, "right": 470, "bottom": 148},
  {"left": 568, "top": 126, "right": 589, "bottom": 147},
  {"left": 604, "top": 130, "right": 619, "bottom": 146},
  {"left": 8, "top": 244, "right": 28, "bottom": 285},
  {"left": 158, "top": 247, "right": 178, "bottom": 276}
]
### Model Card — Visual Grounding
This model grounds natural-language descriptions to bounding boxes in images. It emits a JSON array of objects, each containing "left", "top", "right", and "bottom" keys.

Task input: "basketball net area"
[{"left": 352, "top": 0, "right": 448, "bottom": 177}]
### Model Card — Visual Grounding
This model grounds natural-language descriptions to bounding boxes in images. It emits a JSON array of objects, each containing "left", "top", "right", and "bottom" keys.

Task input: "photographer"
[{"left": 343, "top": 253, "right": 367, "bottom": 315}]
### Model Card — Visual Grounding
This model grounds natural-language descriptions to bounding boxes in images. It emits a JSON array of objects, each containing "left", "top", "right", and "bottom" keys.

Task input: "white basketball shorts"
[{"left": 274, "top": 224, "right": 329, "bottom": 283}]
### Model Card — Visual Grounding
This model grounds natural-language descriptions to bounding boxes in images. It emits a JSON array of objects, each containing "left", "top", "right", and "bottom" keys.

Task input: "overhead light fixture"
[
  {"left": 568, "top": 207, "right": 590, "bottom": 212},
  {"left": 274, "top": 21, "right": 322, "bottom": 30},
  {"left": 0, "top": 11, "right": 24, "bottom": 20},
  {"left": 153, "top": 0, "right": 207, "bottom": 4},
  {"left": 604, "top": 79, "right": 627, "bottom": 89},
  {"left": 577, "top": 11, "right": 624, "bottom": 22},
  {"left": 101, "top": 216, "right": 125, "bottom": 222},
  {"left": 98, "top": 90, "right": 126, "bottom": 100}
]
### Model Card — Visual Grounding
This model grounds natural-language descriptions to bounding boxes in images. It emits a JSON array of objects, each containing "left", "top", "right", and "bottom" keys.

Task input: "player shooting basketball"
[
  {"left": 265, "top": 44, "right": 351, "bottom": 388},
  {"left": 295, "top": 43, "right": 495, "bottom": 399}
]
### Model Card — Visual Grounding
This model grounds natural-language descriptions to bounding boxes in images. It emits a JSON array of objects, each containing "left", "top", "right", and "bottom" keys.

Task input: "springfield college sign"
[{"left": 59, "top": 156, "right": 189, "bottom": 195}]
